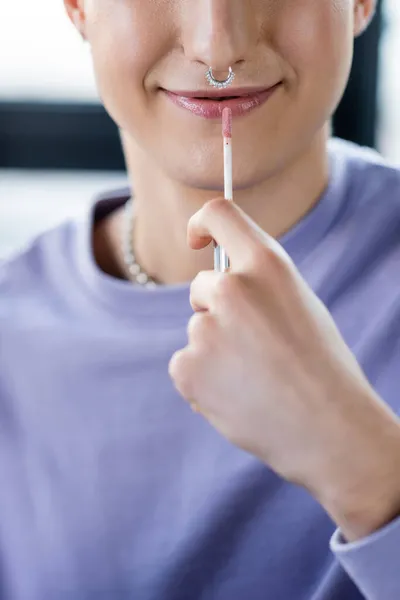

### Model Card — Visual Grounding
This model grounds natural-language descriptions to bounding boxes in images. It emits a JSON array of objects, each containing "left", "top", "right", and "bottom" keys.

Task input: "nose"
[{"left": 182, "top": 0, "right": 258, "bottom": 74}]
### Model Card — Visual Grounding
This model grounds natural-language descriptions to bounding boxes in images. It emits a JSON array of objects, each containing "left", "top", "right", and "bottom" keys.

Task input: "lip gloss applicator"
[{"left": 214, "top": 107, "right": 233, "bottom": 272}]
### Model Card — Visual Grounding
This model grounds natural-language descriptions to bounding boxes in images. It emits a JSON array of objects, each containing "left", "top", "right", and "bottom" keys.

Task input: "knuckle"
[
  {"left": 168, "top": 350, "right": 183, "bottom": 382},
  {"left": 187, "top": 312, "right": 203, "bottom": 342},
  {"left": 213, "top": 273, "right": 242, "bottom": 306},
  {"left": 191, "top": 270, "right": 208, "bottom": 292},
  {"left": 188, "top": 312, "right": 216, "bottom": 347},
  {"left": 169, "top": 351, "right": 196, "bottom": 399},
  {"left": 205, "top": 197, "right": 231, "bottom": 218}
]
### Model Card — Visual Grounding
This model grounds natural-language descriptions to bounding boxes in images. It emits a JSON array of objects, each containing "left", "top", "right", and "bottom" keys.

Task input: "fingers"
[
  {"left": 189, "top": 270, "right": 227, "bottom": 312},
  {"left": 169, "top": 348, "right": 204, "bottom": 416},
  {"left": 169, "top": 312, "right": 217, "bottom": 417},
  {"left": 169, "top": 347, "right": 197, "bottom": 404},
  {"left": 188, "top": 198, "right": 280, "bottom": 269}
]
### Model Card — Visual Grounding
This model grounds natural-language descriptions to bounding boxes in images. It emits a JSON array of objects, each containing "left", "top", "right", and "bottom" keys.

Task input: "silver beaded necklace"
[{"left": 122, "top": 198, "right": 159, "bottom": 288}]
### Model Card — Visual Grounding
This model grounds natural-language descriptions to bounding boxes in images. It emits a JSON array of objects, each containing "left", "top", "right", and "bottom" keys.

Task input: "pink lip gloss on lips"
[
  {"left": 163, "top": 84, "right": 281, "bottom": 119},
  {"left": 214, "top": 107, "right": 233, "bottom": 273}
]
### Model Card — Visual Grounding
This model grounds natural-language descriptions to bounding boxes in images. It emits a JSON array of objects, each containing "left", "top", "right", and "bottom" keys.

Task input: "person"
[{"left": 1, "top": 0, "right": 399, "bottom": 598}]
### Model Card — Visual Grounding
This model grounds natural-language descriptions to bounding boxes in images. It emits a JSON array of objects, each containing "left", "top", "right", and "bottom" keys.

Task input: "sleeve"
[{"left": 330, "top": 516, "right": 400, "bottom": 600}]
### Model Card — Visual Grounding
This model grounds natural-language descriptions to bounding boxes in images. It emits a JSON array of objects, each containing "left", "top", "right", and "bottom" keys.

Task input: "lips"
[
  {"left": 163, "top": 83, "right": 282, "bottom": 119},
  {"left": 197, "top": 96, "right": 237, "bottom": 101}
]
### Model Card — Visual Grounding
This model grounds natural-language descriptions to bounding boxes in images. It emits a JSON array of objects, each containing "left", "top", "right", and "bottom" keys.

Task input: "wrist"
[
  {"left": 309, "top": 401, "right": 400, "bottom": 542},
  {"left": 319, "top": 475, "right": 400, "bottom": 543}
]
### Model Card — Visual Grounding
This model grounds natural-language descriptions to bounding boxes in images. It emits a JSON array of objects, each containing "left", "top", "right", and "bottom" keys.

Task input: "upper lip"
[{"left": 164, "top": 84, "right": 281, "bottom": 99}]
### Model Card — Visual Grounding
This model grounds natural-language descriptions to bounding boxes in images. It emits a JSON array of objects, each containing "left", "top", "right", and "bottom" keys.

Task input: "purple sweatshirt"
[{"left": 0, "top": 138, "right": 400, "bottom": 600}]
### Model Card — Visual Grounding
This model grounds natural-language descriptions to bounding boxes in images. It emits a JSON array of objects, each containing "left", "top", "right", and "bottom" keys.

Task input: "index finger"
[{"left": 187, "top": 198, "right": 277, "bottom": 269}]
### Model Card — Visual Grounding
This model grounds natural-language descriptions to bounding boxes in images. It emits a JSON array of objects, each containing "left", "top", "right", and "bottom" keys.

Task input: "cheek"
[
  {"left": 276, "top": 0, "right": 354, "bottom": 96},
  {"left": 86, "top": 0, "right": 168, "bottom": 128}
]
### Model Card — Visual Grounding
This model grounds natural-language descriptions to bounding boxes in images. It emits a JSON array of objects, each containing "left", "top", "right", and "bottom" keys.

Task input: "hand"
[{"left": 169, "top": 198, "right": 400, "bottom": 541}]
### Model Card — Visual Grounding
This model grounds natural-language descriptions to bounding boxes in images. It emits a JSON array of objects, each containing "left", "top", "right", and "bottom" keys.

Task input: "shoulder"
[
  {"left": 324, "top": 139, "right": 400, "bottom": 263},
  {"left": 326, "top": 138, "right": 400, "bottom": 251},
  {"left": 329, "top": 137, "right": 400, "bottom": 203}
]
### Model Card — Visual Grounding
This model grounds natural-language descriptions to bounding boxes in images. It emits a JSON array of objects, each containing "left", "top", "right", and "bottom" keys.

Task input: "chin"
[
  {"left": 163, "top": 145, "right": 282, "bottom": 193},
  {"left": 156, "top": 121, "right": 298, "bottom": 193},
  {"left": 166, "top": 164, "right": 270, "bottom": 194}
]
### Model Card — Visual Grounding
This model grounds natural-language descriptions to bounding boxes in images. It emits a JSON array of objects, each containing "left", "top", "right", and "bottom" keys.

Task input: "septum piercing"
[{"left": 205, "top": 67, "right": 235, "bottom": 89}]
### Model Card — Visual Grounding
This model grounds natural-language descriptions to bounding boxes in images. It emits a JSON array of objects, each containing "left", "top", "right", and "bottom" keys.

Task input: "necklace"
[{"left": 122, "top": 198, "right": 159, "bottom": 288}]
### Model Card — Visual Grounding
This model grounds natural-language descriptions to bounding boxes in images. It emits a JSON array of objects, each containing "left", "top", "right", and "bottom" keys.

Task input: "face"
[{"left": 66, "top": 0, "right": 375, "bottom": 191}]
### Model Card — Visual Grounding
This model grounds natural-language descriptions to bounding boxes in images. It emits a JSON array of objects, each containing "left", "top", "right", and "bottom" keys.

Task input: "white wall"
[
  {"left": 0, "top": 171, "right": 128, "bottom": 258},
  {"left": 0, "top": 0, "right": 98, "bottom": 102}
]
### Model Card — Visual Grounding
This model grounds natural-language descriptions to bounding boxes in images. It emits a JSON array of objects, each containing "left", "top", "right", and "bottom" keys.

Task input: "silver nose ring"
[{"left": 205, "top": 67, "right": 235, "bottom": 89}]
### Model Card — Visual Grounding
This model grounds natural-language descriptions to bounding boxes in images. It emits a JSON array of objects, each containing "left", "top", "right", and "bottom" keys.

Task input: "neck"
[{"left": 103, "top": 125, "right": 330, "bottom": 285}]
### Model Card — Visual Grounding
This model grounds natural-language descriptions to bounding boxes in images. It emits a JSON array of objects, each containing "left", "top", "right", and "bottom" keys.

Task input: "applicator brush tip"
[{"left": 222, "top": 107, "right": 232, "bottom": 139}]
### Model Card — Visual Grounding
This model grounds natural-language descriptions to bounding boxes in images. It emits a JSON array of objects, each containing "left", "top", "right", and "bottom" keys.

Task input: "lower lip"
[{"left": 163, "top": 84, "right": 281, "bottom": 119}]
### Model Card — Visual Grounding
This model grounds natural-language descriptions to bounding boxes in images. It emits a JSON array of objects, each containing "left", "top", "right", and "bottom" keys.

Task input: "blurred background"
[{"left": 0, "top": 0, "right": 399, "bottom": 258}]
